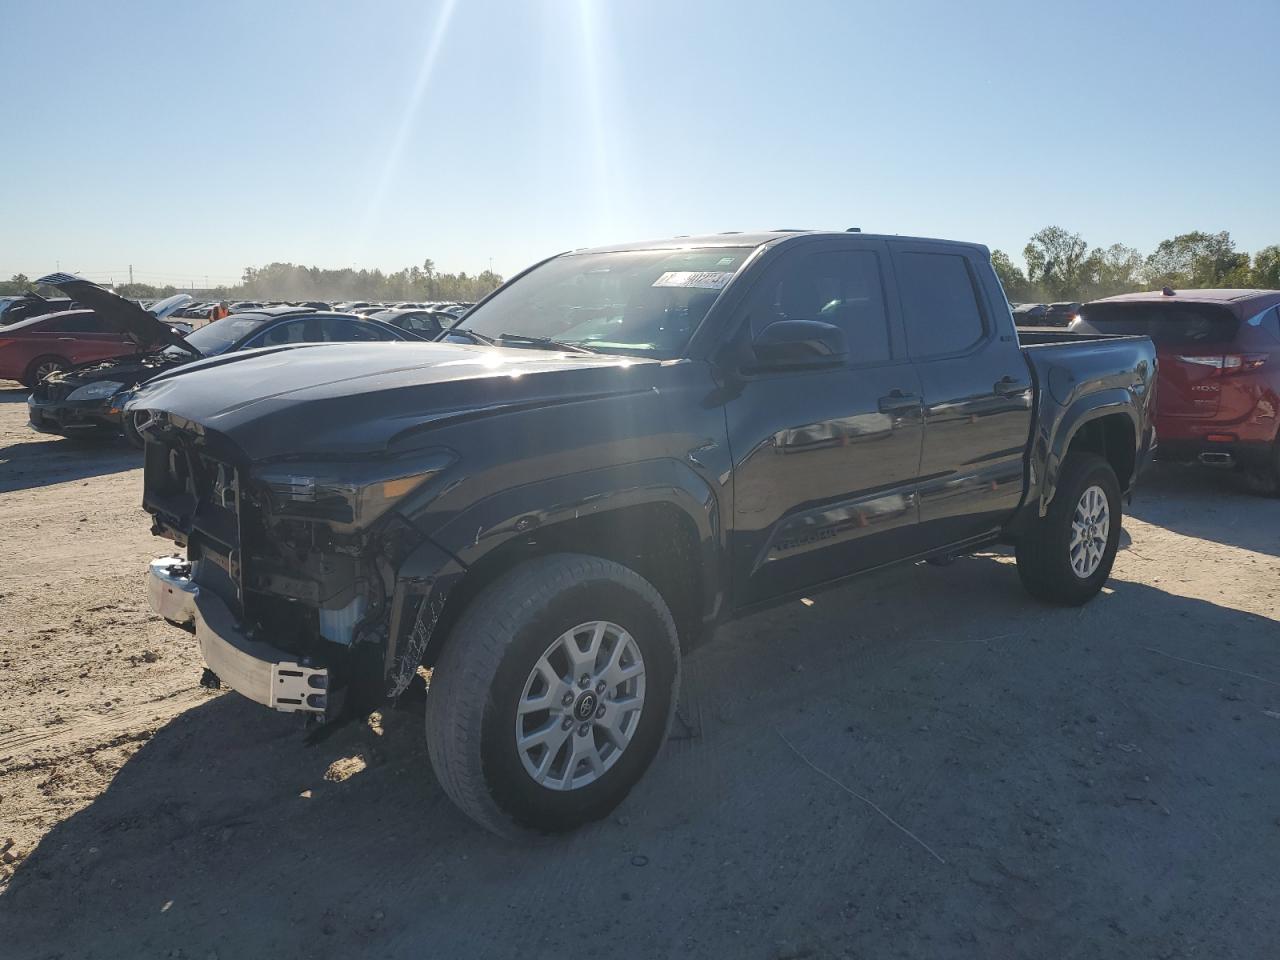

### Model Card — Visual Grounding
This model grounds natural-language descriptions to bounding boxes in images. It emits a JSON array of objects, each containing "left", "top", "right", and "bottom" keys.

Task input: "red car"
[
  {"left": 1073, "top": 288, "right": 1280, "bottom": 492},
  {"left": 0, "top": 294, "right": 191, "bottom": 388}
]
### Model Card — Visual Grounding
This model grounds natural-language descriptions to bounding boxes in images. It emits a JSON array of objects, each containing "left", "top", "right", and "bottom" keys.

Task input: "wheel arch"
[
  {"left": 1042, "top": 391, "right": 1139, "bottom": 513},
  {"left": 400, "top": 460, "right": 723, "bottom": 684},
  {"left": 23, "top": 353, "right": 70, "bottom": 387}
]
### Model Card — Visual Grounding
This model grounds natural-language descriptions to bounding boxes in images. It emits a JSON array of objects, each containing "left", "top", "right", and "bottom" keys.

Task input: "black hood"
[
  {"left": 36, "top": 274, "right": 194, "bottom": 353},
  {"left": 128, "top": 341, "right": 661, "bottom": 461}
]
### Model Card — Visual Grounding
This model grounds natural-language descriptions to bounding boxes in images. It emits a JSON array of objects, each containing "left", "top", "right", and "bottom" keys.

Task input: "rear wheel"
[
  {"left": 23, "top": 356, "right": 68, "bottom": 388},
  {"left": 425, "top": 553, "right": 680, "bottom": 838},
  {"left": 1016, "top": 452, "right": 1122, "bottom": 605}
]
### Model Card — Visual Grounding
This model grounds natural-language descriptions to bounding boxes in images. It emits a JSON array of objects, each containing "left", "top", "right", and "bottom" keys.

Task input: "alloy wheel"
[
  {"left": 514, "top": 620, "right": 646, "bottom": 791},
  {"left": 1069, "top": 484, "right": 1110, "bottom": 579}
]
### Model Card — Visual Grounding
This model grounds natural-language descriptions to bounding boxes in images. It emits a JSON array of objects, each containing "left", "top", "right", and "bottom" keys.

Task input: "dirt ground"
[{"left": 1, "top": 381, "right": 1277, "bottom": 960}]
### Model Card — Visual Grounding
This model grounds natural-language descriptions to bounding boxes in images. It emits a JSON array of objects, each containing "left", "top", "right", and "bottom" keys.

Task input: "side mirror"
[{"left": 749, "top": 319, "right": 848, "bottom": 370}]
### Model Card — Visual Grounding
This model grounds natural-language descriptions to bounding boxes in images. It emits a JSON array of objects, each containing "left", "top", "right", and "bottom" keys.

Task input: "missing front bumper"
[{"left": 147, "top": 557, "right": 329, "bottom": 714}]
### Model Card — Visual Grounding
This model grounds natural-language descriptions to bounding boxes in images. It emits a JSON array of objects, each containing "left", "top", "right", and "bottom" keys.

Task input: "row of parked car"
[
  {"left": 171, "top": 299, "right": 474, "bottom": 321},
  {"left": 1011, "top": 301, "right": 1082, "bottom": 326},
  {"left": 3, "top": 233, "right": 1278, "bottom": 841},
  {"left": 1, "top": 276, "right": 479, "bottom": 446}
]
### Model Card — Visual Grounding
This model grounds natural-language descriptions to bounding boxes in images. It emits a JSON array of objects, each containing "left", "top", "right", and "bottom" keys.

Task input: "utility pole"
[{"left": 129, "top": 264, "right": 133, "bottom": 285}]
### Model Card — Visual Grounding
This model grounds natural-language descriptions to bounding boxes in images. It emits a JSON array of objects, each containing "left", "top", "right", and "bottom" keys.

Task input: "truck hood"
[
  {"left": 127, "top": 341, "right": 662, "bottom": 461},
  {"left": 36, "top": 274, "right": 193, "bottom": 351}
]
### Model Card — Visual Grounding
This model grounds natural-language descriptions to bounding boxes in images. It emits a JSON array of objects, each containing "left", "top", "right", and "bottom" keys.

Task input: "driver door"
[{"left": 724, "top": 238, "right": 925, "bottom": 607}]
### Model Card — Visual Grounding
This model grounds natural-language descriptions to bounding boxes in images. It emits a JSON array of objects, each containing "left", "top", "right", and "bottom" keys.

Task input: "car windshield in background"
[
  {"left": 1080, "top": 302, "right": 1239, "bottom": 345},
  {"left": 452, "top": 247, "right": 755, "bottom": 357},
  {"left": 170, "top": 314, "right": 267, "bottom": 356}
]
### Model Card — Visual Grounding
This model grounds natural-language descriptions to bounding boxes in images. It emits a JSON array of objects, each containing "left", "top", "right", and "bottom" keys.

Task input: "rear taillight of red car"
[{"left": 1174, "top": 354, "right": 1268, "bottom": 375}]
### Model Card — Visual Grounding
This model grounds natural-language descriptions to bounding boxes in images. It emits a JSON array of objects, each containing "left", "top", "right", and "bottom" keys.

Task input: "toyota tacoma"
[{"left": 129, "top": 231, "right": 1157, "bottom": 837}]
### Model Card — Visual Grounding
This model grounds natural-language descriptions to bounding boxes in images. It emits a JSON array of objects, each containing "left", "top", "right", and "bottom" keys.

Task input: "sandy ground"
[{"left": 1, "top": 381, "right": 1278, "bottom": 959}]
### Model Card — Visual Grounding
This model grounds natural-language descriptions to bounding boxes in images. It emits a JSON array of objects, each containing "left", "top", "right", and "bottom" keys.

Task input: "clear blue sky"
[{"left": 2, "top": 0, "right": 1277, "bottom": 288}]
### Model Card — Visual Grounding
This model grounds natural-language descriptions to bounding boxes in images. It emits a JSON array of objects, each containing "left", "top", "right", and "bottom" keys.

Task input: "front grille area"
[{"left": 32, "top": 379, "right": 73, "bottom": 402}]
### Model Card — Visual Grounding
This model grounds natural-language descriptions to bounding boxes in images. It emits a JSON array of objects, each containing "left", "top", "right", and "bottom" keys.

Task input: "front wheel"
[
  {"left": 1016, "top": 452, "right": 1122, "bottom": 605},
  {"left": 122, "top": 410, "right": 149, "bottom": 449},
  {"left": 425, "top": 553, "right": 680, "bottom": 838}
]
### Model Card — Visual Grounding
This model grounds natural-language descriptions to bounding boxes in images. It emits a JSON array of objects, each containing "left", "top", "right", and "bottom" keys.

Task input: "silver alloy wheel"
[
  {"left": 34, "top": 360, "right": 64, "bottom": 382},
  {"left": 514, "top": 620, "right": 646, "bottom": 791},
  {"left": 1069, "top": 484, "right": 1110, "bottom": 579}
]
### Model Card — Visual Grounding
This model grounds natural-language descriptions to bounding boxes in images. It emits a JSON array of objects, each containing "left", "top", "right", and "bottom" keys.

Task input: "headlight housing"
[
  {"left": 67, "top": 380, "right": 125, "bottom": 402},
  {"left": 255, "top": 449, "right": 456, "bottom": 530}
]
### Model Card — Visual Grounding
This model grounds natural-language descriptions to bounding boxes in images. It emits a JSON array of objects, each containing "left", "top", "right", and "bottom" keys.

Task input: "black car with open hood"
[
  {"left": 29, "top": 298, "right": 424, "bottom": 446},
  {"left": 36, "top": 273, "right": 193, "bottom": 352}
]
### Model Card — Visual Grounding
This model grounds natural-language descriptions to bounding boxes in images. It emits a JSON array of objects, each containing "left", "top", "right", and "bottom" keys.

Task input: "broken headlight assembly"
[
  {"left": 254, "top": 449, "right": 456, "bottom": 530},
  {"left": 67, "top": 380, "right": 125, "bottom": 402}
]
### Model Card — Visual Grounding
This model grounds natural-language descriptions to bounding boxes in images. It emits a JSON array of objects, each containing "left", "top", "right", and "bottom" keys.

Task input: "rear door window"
[
  {"left": 895, "top": 252, "right": 987, "bottom": 358},
  {"left": 48, "top": 314, "right": 106, "bottom": 333},
  {"left": 1080, "top": 303, "right": 1239, "bottom": 345},
  {"left": 317, "top": 317, "right": 402, "bottom": 341}
]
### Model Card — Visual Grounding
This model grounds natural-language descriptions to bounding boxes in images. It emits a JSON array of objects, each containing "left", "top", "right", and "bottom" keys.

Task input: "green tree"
[
  {"left": 0, "top": 273, "right": 33, "bottom": 296},
  {"left": 1250, "top": 245, "right": 1280, "bottom": 289},
  {"left": 991, "top": 250, "right": 1033, "bottom": 302},
  {"left": 1093, "top": 244, "right": 1145, "bottom": 298},
  {"left": 1023, "top": 226, "right": 1098, "bottom": 300},
  {"left": 1145, "top": 231, "right": 1250, "bottom": 289}
]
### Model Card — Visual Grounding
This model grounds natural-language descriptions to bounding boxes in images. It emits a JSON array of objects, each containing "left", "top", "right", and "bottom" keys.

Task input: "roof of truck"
[{"left": 569, "top": 231, "right": 990, "bottom": 255}]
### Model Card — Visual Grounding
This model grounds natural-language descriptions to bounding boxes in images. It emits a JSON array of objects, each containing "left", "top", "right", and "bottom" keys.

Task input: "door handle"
[
  {"left": 57, "top": 337, "right": 76, "bottom": 341},
  {"left": 994, "top": 376, "right": 1029, "bottom": 397},
  {"left": 878, "top": 389, "right": 921, "bottom": 414}
]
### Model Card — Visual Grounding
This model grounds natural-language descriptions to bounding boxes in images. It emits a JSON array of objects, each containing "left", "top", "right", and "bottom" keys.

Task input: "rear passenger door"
[{"left": 890, "top": 242, "right": 1033, "bottom": 546}]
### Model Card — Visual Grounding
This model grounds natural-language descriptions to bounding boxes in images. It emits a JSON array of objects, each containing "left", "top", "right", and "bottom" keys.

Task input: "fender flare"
[
  {"left": 434, "top": 456, "right": 721, "bottom": 576},
  {"left": 383, "top": 459, "right": 724, "bottom": 695},
  {"left": 1039, "top": 388, "right": 1141, "bottom": 513}
]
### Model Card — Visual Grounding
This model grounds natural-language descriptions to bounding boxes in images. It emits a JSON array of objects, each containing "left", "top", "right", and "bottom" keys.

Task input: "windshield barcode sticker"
[{"left": 652, "top": 271, "right": 735, "bottom": 289}]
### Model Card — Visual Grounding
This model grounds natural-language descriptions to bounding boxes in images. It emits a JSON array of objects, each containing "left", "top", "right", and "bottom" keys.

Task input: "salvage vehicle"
[
  {"left": 129, "top": 231, "right": 1156, "bottom": 837},
  {"left": 28, "top": 275, "right": 422, "bottom": 446},
  {"left": 1073, "top": 287, "right": 1280, "bottom": 492},
  {"left": 1, "top": 292, "right": 80, "bottom": 326},
  {"left": 369, "top": 307, "right": 455, "bottom": 338},
  {"left": 1, "top": 290, "right": 190, "bottom": 387}
]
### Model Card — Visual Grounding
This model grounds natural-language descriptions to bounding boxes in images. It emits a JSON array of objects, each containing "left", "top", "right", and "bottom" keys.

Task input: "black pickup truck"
[{"left": 130, "top": 231, "right": 1156, "bottom": 837}]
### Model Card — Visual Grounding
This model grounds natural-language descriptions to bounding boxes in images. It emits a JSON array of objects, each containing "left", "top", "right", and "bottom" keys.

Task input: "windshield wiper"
[{"left": 496, "top": 333, "right": 597, "bottom": 355}]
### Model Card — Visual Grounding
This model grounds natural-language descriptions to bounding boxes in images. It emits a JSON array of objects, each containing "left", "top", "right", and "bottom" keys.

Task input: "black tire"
[
  {"left": 22, "top": 355, "right": 68, "bottom": 389},
  {"left": 425, "top": 553, "right": 680, "bottom": 838},
  {"left": 1016, "top": 452, "right": 1122, "bottom": 606}
]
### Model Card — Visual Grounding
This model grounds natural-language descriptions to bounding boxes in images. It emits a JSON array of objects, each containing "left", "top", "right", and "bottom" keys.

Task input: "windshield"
[
  {"left": 453, "top": 246, "right": 755, "bottom": 357},
  {"left": 1079, "top": 302, "right": 1239, "bottom": 346},
  {"left": 168, "top": 314, "right": 267, "bottom": 356}
]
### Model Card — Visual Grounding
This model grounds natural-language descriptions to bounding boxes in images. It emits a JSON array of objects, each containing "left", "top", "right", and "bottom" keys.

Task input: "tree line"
[
  {"left": 0, "top": 258, "right": 505, "bottom": 303},
  {"left": 994, "top": 227, "right": 1280, "bottom": 304},
  {"left": 6, "top": 231, "right": 1280, "bottom": 306}
]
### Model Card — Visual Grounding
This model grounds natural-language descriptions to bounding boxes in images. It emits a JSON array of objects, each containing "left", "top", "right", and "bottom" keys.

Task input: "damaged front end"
[{"left": 140, "top": 411, "right": 462, "bottom": 718}]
